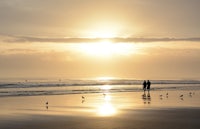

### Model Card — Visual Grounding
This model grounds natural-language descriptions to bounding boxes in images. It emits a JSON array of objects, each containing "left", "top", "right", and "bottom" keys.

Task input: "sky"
[{"left": 0, "top": 0, "right": 200, "bottom": 80}]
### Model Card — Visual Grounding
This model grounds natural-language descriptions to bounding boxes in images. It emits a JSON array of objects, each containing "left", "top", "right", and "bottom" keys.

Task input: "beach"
[
  {"left": 1, "top": 0, "right": 200, "bottom": 128},
  {"left": 0, "top": 90, "right": 200, "bottom": 129}
]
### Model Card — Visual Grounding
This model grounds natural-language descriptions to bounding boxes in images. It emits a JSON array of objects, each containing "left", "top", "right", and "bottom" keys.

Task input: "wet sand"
[{"left": 0, "top": 90, "right": 200, "bottom": 129}]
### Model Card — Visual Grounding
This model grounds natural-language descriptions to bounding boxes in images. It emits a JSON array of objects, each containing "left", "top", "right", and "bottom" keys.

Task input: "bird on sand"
[
  {"left": 159, "top": 95, "right": 163, "bottom": 100},
  {"left": 82, "top": 96, "right": 85, "bottom": 100},
  {"left": 45, "top": 101, "right": 49, "bottom": 110}
]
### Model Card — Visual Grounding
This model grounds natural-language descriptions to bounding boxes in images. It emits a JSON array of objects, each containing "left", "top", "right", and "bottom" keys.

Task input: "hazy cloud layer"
[
  {"left": 3, "top": 35, "right": 200, "bottom": 43},
  {"left": 0, "top": 47, "right": 200, "bottom": 79}
]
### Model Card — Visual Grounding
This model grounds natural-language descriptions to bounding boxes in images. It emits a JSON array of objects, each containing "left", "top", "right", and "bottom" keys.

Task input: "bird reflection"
[
  {"left": 98, "top": 103, "right": 116, "bottom": 116},
  {"left": 82, "top": 99, "right": 85, "bottom": 103}
]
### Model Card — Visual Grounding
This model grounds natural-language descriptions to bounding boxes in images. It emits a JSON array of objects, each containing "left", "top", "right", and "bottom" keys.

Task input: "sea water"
[{"left": 0, "top": 79, "right": 200, "bottom": 97}]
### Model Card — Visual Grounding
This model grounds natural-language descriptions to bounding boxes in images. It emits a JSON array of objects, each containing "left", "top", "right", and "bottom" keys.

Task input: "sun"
[
  {"left": 77, "top": 40, "right": 135, "bottom": 57},
  {"left": 84, "top": 40, "right": 113, "bottom": 57},
  {"left": 63, "top": 20, "right": 138, "bottom": 57},
  {"left": 69, "top": 21, "right": 138, "bottom": 57}
]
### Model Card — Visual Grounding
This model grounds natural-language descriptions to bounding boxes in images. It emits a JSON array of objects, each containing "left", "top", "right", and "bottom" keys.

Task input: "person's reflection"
[
  {"left": 142, "top": 92, "right": 147, "bottom": 104},
  {"left": 142, "top": 92, "right": 151, "bottom": 104},
  {"left": 147, "top": 92, "right": 151, "bottom": 104}
]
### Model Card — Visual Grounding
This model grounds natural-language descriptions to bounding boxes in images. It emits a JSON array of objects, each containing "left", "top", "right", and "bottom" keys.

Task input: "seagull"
[
  {"left": 159, "top": 95, "right": 163, "bottom": 100},
  {"left": 82, "top": 96, "right": 85, "bottom": 100},
  {"left": 189, "top": 92, "right": 192, "bottom": 97},
  {"left": 45, "top": 101, "right": 49, "bottom": 110}
]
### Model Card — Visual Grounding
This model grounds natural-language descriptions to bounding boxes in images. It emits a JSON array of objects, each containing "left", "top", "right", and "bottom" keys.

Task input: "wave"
[
  {"left": 0, "top": 79, "right": 200, "bottom": 97},
  {"left": 0, "top": 79, "right": 200, "bottom": 88}
]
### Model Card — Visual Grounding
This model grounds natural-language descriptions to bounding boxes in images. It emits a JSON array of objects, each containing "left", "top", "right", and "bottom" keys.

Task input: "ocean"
[{"left": 0, "top": 79, "right": 200, "bottom": 97}]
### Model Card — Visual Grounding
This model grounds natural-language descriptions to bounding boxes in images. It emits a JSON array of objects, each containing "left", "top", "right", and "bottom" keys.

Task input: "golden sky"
[{"left": 0, "top": 0, "right": 200, "bottom": 79}]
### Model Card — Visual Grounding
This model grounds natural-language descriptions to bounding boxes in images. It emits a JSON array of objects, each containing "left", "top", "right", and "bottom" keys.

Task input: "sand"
[{"left": 0, "top": 90, "right": 200, "bottom": 129}]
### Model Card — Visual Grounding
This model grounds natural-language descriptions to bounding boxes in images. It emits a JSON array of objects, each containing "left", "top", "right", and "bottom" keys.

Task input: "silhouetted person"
[
  {"left": 143, "top": 80, "right": 147, "bottom": 93},
  {"left": 147, "top": 80, "right": 151, "bottom": 92}
]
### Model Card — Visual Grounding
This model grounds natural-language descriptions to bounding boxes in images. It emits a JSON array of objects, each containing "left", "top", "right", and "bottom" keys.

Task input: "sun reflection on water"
[
  {"left": 97, "top": 94, "right": 117, "bottom": 116},
  {"left": 100, "top": 85, "right": 112, "bottom": 90},
  {"left": 97, "top": 103, "right": 116, "bottom": 116}
]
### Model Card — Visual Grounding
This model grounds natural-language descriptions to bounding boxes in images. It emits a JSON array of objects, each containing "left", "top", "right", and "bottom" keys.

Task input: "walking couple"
[{"left": 143, "top": 80, "right": 151, "bottom": 93}]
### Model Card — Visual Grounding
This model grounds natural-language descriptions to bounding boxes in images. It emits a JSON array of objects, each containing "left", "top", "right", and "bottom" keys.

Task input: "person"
[
  {"left": 147, "top": 80, "right": 151, "bottom": 92},
  {"left": 143, "top": 80, "right": 147, "bottom": 93}
]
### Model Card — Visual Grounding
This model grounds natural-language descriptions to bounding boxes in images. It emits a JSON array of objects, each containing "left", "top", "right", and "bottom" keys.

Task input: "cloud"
[{"left": 3, "top": 35, "right": 200, "bottom": 43}]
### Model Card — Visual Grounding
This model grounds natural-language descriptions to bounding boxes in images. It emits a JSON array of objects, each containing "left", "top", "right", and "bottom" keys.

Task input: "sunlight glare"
[
  {"left": 78, "top": 40, "right": 135, "bottom": 57},
  {"left": 97, "top": 94, "right": 117, "bottom": 116},
  {"left": 104, "top": 94, "right": 111, "bottom": 101},
  {"left": 100, "top": 85, "right": 112, "bottom": 90},
  {"left": 98, "top": 103, "right": 116, "bottom": 116}
]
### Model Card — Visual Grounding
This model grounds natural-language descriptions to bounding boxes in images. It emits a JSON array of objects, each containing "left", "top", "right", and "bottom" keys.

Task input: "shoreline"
[{"left": 0, "top": 87, "right": 199, "bottom": 98}]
